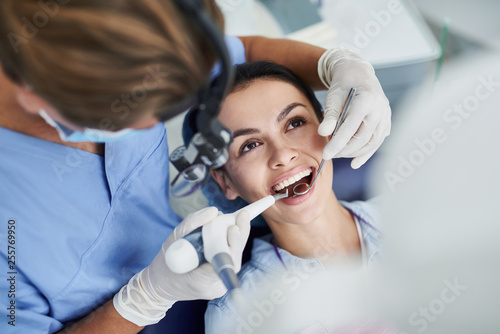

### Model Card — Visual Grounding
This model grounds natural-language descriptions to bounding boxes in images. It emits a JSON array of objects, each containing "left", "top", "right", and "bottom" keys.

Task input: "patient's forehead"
[{"left": 220, "top": 79, "right": 313, "bottom": 125}]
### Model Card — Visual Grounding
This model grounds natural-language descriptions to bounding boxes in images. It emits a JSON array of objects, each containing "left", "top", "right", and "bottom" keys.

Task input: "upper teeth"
[{"left": 273, "top": 168, "right": 312, "bottom": 192}]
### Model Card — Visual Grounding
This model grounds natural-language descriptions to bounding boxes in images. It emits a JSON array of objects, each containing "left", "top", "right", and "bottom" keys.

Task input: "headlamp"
[{"left": 168, "top": 0, "right": 234, "bottom": 197}]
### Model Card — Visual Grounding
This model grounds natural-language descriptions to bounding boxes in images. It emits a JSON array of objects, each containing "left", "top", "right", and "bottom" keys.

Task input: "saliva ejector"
[{"left": 165, "top": 190, "right": 289, "bottom": 296}]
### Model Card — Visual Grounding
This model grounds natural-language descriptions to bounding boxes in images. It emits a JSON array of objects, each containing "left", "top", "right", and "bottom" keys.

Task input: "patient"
[{"left": 202, "top": 61, "right": 382, "bottom": 333}]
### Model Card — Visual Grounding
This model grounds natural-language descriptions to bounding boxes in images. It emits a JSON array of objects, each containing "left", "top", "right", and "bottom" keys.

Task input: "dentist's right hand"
[{"left": 113, "top": 206, "right": 251, "bottom": 327}]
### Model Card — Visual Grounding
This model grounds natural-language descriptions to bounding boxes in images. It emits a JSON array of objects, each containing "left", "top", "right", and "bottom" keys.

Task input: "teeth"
[{"left": 273, "top": 168, "right": 312, "bottom": 192}]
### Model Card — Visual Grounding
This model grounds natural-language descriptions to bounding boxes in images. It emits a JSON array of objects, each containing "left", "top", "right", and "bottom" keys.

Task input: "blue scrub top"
[{"left": 0, "top": 35, "right": 246, "bottom": 333}]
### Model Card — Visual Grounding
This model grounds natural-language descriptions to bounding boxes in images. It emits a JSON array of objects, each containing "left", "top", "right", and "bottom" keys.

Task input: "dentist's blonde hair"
[{"left": 0, "top": 0, "right": 224, "bottom": 129}]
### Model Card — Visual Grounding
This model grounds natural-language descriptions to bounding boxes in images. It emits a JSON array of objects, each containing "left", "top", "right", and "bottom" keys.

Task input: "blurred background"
[{"left": 149, "top": 1, "right": 500, "bottom": 333}]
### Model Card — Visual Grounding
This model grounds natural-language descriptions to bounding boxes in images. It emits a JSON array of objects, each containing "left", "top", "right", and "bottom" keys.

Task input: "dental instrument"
[
  {"left": 293, "top": 87, "right": 357, "bottom": 197},
  {"left": 165, "top": 190, "right": 289, "bottom": 293}
]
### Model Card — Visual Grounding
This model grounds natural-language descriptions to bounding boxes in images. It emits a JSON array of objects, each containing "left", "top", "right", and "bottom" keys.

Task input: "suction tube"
[{"left": 165, "top": 191, "right": 288, "bottom": 280}]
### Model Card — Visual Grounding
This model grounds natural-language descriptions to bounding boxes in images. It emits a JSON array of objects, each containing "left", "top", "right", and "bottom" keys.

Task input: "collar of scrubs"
[
  {"left": 0, "top": 122, "right": 167, "bottom": 200},
  {"left": 257, "top": 202, "right": 382, "bottom": 273},
  {"left": 104, "top": 122, "right": 167, "bottom": 198},
  {"left": 267, "top": 220, "right": 367, "bottom": 273},
  {"left": 252, "top": 235, "right": 325, "bottom": 276}
]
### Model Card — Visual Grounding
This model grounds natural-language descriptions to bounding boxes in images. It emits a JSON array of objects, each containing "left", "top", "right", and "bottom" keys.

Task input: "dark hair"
[
  {"left": 184, "top": 61, "right": 323, "bottom": 143},
  {"left": 230, "top": 61, "right": 323, "bottom": 121}
]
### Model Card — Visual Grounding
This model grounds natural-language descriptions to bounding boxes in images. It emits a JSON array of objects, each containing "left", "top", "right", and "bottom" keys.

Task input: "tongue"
[{"left": 278, "top": 175, "right": 311, "bottom": 195}]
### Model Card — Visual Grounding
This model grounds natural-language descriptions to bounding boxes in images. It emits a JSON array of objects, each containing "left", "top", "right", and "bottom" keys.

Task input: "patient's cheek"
[
  {"left": 230, "top": 164, "right": 246, "bottom": 180},
  {"left": 308, "top": 133, "right": 328, "bottom": 155},
  {"left": 226, "top": 162, "right": 249, "bottom": 184}
]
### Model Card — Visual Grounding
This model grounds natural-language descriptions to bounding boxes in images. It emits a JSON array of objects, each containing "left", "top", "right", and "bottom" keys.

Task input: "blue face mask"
[{"left": 39, "top": 109, "right": 141, "bottom": 143}]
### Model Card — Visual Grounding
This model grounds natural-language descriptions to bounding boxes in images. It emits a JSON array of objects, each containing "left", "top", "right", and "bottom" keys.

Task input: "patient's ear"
[{"left": 211, "top": 169, "right": 239, "bottom": 200}]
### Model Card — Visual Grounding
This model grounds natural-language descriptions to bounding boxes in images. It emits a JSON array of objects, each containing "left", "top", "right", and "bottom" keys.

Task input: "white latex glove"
[
  {"left": 318, "top": 47, "right": 391, "bottom": 169},
  {"left": 113, "top": 207, "right": 250, "bottom": 326}
]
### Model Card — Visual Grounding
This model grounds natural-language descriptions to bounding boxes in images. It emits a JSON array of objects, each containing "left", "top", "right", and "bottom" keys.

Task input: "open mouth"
[{"left": 272, "top": 168, "right": 313, "bottom": 195}]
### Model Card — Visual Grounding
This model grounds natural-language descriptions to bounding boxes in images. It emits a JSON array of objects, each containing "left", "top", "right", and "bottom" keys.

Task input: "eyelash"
[
  {"left": 239, "top": 141, "right": 261, "bottom": 155},
  {"left": 286, "top": 116, "right": 306, "bottom": 131},
  {"left": 238, "top": 116, "right": 308, "bottom": 156}
]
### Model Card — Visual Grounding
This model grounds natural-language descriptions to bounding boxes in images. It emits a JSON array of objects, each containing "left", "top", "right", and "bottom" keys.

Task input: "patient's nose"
[{"left": 268, "top": 143, "right": 298, "bottom": 169}]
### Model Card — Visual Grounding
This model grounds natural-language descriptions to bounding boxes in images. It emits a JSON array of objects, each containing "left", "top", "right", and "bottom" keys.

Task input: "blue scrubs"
[{"left": 0, "top": 35, "right": 245, "bottom": 333}]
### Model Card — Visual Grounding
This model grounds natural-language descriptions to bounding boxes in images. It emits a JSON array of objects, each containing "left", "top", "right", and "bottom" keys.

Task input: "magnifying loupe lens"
[{"left": 170, "top": 164, "right": 207, "bottom": 197}]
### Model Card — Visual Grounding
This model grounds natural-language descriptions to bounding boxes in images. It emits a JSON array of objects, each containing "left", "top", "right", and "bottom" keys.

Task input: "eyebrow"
[
  {"left": 232, "top": 102, "right": 306, "bottom": 139},
  {"left": 277, "top": 102, "right": 306, "bottom": 122},
  {"left": 233, "top": 128, "right": 260, "bottom": 138}
]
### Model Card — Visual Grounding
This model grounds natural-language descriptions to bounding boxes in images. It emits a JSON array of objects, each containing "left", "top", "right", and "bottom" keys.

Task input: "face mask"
[{"left": 38, "top": 109, "right": 141, "bottom": 143}]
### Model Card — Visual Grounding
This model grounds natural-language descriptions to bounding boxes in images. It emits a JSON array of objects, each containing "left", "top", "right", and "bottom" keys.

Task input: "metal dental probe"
[{"left": 293, "top": 87, "right": 357, "bottom": 196}]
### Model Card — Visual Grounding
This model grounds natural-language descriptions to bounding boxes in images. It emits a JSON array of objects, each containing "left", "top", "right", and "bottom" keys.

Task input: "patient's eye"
[
  {"left": 286, "top": 117, "right": 306, "bottom": 132},
  {"left": 239, "top": 141, "right": 261, "bottom": 155}
]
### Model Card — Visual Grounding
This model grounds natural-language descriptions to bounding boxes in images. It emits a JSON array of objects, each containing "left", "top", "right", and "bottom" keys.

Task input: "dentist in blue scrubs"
[{"left": 0, "top": 0, "right": 391, "bottom": 333}]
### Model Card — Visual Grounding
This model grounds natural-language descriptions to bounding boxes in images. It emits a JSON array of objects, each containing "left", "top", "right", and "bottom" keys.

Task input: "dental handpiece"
[{"left": 165, "top": 191, "right": 289, "bottom": 292}]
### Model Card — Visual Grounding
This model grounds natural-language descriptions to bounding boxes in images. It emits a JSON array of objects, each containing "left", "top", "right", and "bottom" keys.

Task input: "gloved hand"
[
  {"left": 318, "top": 47, "right": 391, "bottom": 169},
  {"left": 113, "top": 207, "right": 250, "bottom": 326}
]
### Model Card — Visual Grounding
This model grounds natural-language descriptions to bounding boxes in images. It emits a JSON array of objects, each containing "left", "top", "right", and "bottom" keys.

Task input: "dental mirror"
[{"left": 292, "top": 87, "right": 357, "bottom": 197}]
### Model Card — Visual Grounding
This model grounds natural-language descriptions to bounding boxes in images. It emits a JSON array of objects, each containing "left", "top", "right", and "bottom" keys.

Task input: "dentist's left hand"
[
  {"left": 318, "top": 47, "right": 392, "bottom": 169},
  {"left": 113, "top": 207, "right": 250, "bottom": 327}
]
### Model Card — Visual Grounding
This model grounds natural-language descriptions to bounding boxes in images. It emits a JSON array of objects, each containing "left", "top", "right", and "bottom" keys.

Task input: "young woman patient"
[{"left": 201, "top": 61, "right": 382, "bottom": 333}]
